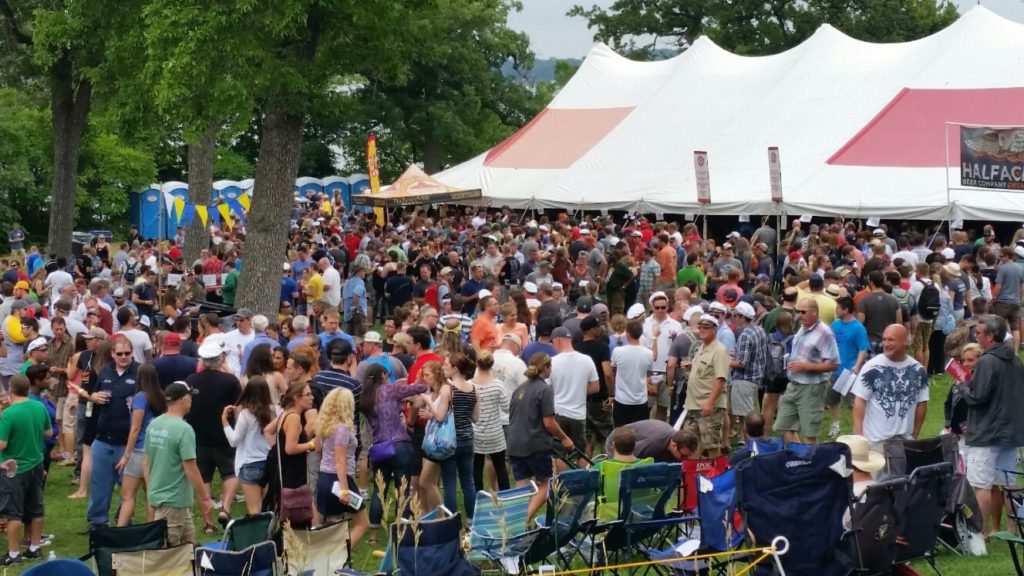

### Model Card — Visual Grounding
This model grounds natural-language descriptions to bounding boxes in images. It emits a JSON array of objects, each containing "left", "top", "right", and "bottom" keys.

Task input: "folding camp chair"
[
  {"left": 343, "top": 510, "right": 471, "bottom": 576},
  {"left": 195, "top": 540, "right": 278, "bottom": 576},
  {"left": 371, "top": 506, "right": 452, "bottom": 575},
  {"left": 884, "top": 435, "right": 984, "bottom": 556},
  {"left": 893, "top": 462, "right": 953, "bottom": 576},
  {"left": 735, "top": 444, "right": 854, "bottom": 576},
  {"left": 111, "top": 543, "right": 195, "bottom": 576},
  {"left": 747, "top": 438, "right": 783, "bottom": 456},
  {"left": 22, "top": 559, "right": 96, "bottom": 576},
  {"left": 994, "top": 468, "right": 1024, "bottom": 575},
  {"left": 679, "top": 456, "right": 728, "bottom": 514},
  {"left": 469, "top": 483, "right": 537, "bottom": 563},
  {"left": 589, "top": 462, "right": 692, "bottom": 575},
  {"left": 598, "top": 457, "right": 654, "bottom": 521},
  {"left": 843, "top": 477, "right": 909, "bottom": 576},
  {"left": 473, "top": 469, "right": 600, "bottom": 572},
  {"left": 81, "top": 519, "right": 168, "bottom": 576},
  {"left": 285, "top": 520, "right": 349, "bottom": 576},
  {"left": 222, "top": 513, "right": 277, "bottom": 552}
]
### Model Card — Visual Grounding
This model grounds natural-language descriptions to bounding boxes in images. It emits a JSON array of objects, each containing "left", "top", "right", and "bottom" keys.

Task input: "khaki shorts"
[
  {"left": 154, "top": 506, "right": 195, "bottom": 546},
  {"left": 683, "top": 408, "right": 726, "bottom": 453},
  {"left": 993, "top": 301, "right": 1022, "bottom": 327},
  {"left": 911, "top": 321, "right": 933, "bottom": 355},
  {"left": 774, "top": 381, "right": 828, "bottom": 439},
  {"left": 61, "top": 397, "right": 78, "bottom": 430},
  {"left": 648, "top": 375, "right": 671, "bottom": 408},
  {"left": 729, "top": 379, "right": 758, "bottom": 417}
]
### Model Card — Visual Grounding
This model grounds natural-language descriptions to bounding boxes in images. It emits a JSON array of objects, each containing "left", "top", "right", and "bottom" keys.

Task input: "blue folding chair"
[
  {"left": 340, "top": 508, "right": 469, "bottom": 576},
  {"left": 194, "top": 540, "right": 277, "bottom": 576},
  {"left": 735, "top": 444, "right": 854, "bottom": 576},
  {"left": 589, "top": 462, "right": 691, "bottom": 575},
  {"left": 22, "top": 559, "right": 96, "bottom": 576},
  {"left": 747, "top": 438, "right": 782, "bottom": 456},
  {"left": 469, "top": 483, "right": 537, "bottom": 563}
]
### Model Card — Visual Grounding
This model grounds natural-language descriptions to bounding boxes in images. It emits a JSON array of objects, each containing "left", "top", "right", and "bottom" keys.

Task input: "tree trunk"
[
  {"left": 236, "top": 110, "right": 304, "bottom": 318},
  {"left": 183, "top": 125, "right": 217, "bottom": 263},
  {"left": 46, "top": 52, "right": 92, "bottom": 261}
]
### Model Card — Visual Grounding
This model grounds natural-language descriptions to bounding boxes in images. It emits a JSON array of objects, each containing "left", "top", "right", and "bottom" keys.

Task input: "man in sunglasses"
[
  {"left": 774, "top": 299, "right": 839, "bottom": 445},
  {"left": 642, "top": 292, "right": 682, "bottom": 422},
  {"left": 85, "top": 337, "right": 138, "bottom": 529}
]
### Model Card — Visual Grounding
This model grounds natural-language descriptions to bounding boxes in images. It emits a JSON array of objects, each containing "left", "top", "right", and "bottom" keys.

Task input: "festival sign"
[
  {"left": 694, "top": 151, "right": 711, "bottom": 204},
  {"left": 768, "top": 147, "right": 782, "bottom": 202},
  {"left": 960, "top": 125, "right": 1024, "bottom": 190}
]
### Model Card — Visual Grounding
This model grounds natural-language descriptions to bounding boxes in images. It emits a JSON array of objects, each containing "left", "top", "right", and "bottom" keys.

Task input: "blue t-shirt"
[
  {"left": 460, "top": 278, "right": 487, "bottom": 315},
  {"left": 131, "top": 392, "right": 155, "bottom": 450},
  {"left": 830, "top": 317, "right": 870, "bottom": 377},
  {"left": 280, "top": 277, "right": 298, "bottom": 307}
]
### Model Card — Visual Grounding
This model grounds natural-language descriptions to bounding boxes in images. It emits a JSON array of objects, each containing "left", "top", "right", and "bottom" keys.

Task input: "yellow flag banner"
[
  {"left": 195, "top": 205, "right": 209, "bottom": 227},
  {"left": 238, "top": 193, "right": 251, "bottom": 211},
  {"left": 173, "top": 196, "right": 186, "bottom": 219},
  {"left": 217, "top": 203, "right": 232, "bottom": 230},
  {"left": 367, "top": 134, "right": 385, "bottom": 225}
]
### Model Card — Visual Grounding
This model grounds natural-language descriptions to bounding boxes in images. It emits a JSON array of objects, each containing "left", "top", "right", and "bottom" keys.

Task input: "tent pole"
[
  {"left": 157, "top": 188, "right": 164, "bottom": 295},
  {"left": 701, "top": 207, "right": 708, "bottom": 241}
]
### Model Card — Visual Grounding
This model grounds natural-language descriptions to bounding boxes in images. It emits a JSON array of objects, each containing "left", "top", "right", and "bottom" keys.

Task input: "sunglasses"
[
  {"left": 795, "top": 309, "right": 810, "bottom": 315},
  {"left": 653, "top": 306, "right": 667, "bottom": 311},
  {"left": 114, "top": 351, "right": 132, "bottom": 357}
]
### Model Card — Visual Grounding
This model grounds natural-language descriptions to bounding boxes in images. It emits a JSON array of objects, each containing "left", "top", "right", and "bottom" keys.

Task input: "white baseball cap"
[{"left": 626, "top": 303, "right": 646, "bottom": 320}]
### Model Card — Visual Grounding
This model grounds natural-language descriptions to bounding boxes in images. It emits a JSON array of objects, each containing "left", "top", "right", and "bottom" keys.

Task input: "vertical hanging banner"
[
  {"left": 768, "top": 146, "right": 783, "bottom": 202},
  {"left": 694, "top": 151, "right": 711, "bottom": 204},
  {"left": 367, "top": 134, "right": 385, "bottom": 225},
  {"left": 960, "top": 125, "right": 1024, "bottom": 189}
]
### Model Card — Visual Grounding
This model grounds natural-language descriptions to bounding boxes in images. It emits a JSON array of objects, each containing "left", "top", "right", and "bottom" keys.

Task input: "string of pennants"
[{"left": 162, "top": 191, "right": 251, "bottom": 231}]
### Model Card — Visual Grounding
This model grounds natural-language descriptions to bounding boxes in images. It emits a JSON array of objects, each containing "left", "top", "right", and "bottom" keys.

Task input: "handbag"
[
  {"left": 423, "top": 409, "right": 456, "bottom": 460},
  {"left": 368, "top": 440, "right": 396, "bottom": 464},
  {"left": 275, "top": 412, "right": 314, "bottom": 525}
]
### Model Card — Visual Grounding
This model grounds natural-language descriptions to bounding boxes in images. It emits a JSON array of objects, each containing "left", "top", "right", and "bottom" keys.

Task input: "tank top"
[{"left": 451, "top": 386, "right": 476, "bottom": 442}]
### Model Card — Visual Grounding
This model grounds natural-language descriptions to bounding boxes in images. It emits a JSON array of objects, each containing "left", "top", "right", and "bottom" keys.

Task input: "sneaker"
[
  {"left": 21, "top": 535, "right": 52, "bottom": 547},
  {"left": 0, "top": 554, "right": 22, "bottom": 566},
  {"left": 829, "top": 422, "right": 841, "bottom": 438},
  {"left": 22, "top": 548, "right": 42, "bottom": 560}
]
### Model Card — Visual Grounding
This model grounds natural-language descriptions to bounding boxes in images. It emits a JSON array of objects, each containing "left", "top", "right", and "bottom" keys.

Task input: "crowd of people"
[{"left": 0, "top": 202, "right": 1022, "bottom": 565}]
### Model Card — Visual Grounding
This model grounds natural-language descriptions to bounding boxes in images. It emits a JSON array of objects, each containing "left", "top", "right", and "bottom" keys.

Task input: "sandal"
[
  {"left": 203, "top": 523, "right": 217, "bottom": 535},
  {"left": 217, "top": 511, "right": 230, "bottom": 527}
]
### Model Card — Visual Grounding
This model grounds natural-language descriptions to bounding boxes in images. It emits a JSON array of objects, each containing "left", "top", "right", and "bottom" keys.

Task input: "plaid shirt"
[
  {"left": 638, "top": 259, "right": 661, "bottom": 295},
  {"left": 787, "top": 320, "right": 839, "bottom": 384},
  {"left": 731, "top": 324, "right": 768, "bottom": 383}
]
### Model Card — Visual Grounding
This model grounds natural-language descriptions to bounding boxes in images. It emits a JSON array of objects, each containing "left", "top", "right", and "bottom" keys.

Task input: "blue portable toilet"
[
  {"left": 159, "top": 182, "right": 189, "bottom": 239},
  {"left": 348, "top": 173, "right": 372, "bottom": 213},
  {"left": 321, "top": 176, "right": 352, "bottom": 210},
  {"left": 214, "top": 180, "right": 243, "bottom": 202},
  {"left": 295, "top": 177, "right": 323, "bottom": 199}
]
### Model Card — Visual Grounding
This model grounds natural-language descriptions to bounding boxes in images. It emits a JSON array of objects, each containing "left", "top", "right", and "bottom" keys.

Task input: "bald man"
[{"left": 851, "top": 323, "right": 929, "bottom": 448}]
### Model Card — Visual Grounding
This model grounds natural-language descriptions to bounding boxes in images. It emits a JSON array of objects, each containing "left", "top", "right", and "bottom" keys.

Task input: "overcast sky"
[{"left": 510, "top": 0, "right": 1024, "bottom": 58}]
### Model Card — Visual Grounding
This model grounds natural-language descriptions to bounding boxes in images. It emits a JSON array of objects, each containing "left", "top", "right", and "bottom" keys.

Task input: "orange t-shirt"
[{"left": 470, "top": 316, "right": 498, "bottom": 352}]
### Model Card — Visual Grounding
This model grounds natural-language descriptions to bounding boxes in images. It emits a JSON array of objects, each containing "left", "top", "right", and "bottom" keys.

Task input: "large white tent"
[{"left": 436, "top": 7, "right": 1024, "bottom": 221}]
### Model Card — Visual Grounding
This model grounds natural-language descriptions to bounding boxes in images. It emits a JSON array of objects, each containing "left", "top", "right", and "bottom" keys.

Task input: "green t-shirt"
[
  {"left": 221, "top": 270, "right": 239, "bottom": 306},
  {"left": 145, "top": 414, "right": 197, "bottom": 508},
  {"left": 0, "top": 399, "right": 51, "bottom": 473},
  {"left": 676, "top": 265, "right": 706, "bottom": 291}
]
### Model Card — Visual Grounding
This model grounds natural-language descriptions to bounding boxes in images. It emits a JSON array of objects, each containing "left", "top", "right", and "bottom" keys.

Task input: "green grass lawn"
[{"left": 15, "top": 373, "right": 1018, "bottom": 575}]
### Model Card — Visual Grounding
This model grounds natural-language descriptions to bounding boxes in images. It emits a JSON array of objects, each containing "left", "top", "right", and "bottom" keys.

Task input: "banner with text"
[{"left": 960, "top": 126, "right": 1024, "bottom": 190}]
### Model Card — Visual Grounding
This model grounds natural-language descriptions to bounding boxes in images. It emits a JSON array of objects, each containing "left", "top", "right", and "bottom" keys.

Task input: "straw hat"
[{"left": 837, "top": 435, "right": 885, "bottom": 473}]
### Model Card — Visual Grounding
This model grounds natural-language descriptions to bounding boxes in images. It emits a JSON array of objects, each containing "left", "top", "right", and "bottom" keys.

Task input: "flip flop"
[{"left": 217, "top": 511, "right": 230, "bottom": 527}]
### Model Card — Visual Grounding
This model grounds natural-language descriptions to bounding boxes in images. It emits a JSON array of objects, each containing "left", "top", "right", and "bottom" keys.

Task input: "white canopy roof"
[{"left": 436, "top": 7, "right": 1024, "bottom": 221}]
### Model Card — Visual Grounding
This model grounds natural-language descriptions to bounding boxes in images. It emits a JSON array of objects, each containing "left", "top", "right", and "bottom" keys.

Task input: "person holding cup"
[{"left": 0, "top": 374, "right": 53, "bottom": 565}]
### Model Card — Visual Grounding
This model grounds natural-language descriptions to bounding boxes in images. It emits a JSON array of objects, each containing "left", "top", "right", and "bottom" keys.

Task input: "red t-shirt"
[{"left": 408, "top": 352, "right": 444, "bottom": 385}]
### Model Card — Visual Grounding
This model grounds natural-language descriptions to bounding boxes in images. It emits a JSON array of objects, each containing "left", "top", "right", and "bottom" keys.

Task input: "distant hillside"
[{"left": 502, "top": 57, "right": 582, "bottom": 84}]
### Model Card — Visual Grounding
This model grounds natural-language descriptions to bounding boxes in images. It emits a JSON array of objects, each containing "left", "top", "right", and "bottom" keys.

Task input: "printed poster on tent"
[
  {"left": 960, "top": 125, "right": 1024, "bottom": 190},
  {"left": 694, "top": 151, "right": 711, "bottom": 204}
]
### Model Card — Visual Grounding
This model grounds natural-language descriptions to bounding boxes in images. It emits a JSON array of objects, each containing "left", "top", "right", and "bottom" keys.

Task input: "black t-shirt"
[
  {"left": 385, "top": 274, "right": 415, "bottom": 307},
  {"left": 575, "top": 337, "right": 611, "bottom": 400},
  {"left": 185, "top": 370, "right": 242, "bottom": 447},
  {"left": 152, "top": 353, "right": 199, "bottom": 390}
]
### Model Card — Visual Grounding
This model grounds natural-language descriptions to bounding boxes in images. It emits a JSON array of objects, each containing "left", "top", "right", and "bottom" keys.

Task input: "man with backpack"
[{"left": 909, "top": 262, "right": 940, "bottom": 368}]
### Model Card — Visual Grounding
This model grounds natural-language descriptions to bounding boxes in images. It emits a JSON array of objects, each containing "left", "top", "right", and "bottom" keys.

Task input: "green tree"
[
  {"left": 338, "top": 0, "right": 540, "bottom": 177},
  {"left": 0, "top": 88, "right": 51, "bottom": 245},
  {"left": 569, "top": 0, "right": 959, "bottom": 58}
]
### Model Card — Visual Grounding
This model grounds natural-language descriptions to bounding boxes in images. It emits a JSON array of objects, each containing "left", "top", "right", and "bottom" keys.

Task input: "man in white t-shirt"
[
  {"left": 610, "top": 319, "right": 654, "bottom": 428},
  {"left": 319, "top": 258, "right": 342, "bottom": 309},
  {"left": 852, "top": 323, "right": 929, "bottom": 449},
  {"left": 221, "top": 308, "right": 256, "bottom": 376},
  {"left": 491, "top": 334, "right": 528, "bottom": 425},
  {"left": 45, "top": 265, "right": 74, "bottom": 300},
  {"left": 642, "top": 292, "right": 683, "bottom": 421},
  {"left": 549, "top": 327, "right": 598, "bottom": 470},
  {"left": 115, "top": 307, "right": 153, "bottom": 364}
]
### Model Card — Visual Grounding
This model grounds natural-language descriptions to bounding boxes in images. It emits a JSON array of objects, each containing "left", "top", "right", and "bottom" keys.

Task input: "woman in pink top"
[{"left": 496, "top": 303, "right": 529, "bottom": 348}]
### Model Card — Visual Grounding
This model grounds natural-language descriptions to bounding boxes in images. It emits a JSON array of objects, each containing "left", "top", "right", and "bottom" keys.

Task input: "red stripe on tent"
[
  {"left": 828, "top": 87, "right": 1024, "bottom": 167},
  {"left": 484, "top": 107, "right": 635, "bottom": 169}
]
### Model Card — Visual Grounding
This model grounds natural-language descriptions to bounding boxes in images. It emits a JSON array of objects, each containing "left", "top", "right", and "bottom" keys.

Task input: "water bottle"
[{"left": 47, "top": 551, "right": 57, "bottom": 561}]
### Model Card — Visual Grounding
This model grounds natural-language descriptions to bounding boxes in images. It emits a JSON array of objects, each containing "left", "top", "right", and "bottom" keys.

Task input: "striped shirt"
[
  {"left": 452, "top": 386, "right": 477, "bottom": 442},
  {"left": 471, "top": 380, "right": 508, "bottom": 454},
  {"left": 439, "top": 313, "right": 473, "bottom": 342},
  {"left": 787, "top": 320, "right": 839, "bottom": 385}
]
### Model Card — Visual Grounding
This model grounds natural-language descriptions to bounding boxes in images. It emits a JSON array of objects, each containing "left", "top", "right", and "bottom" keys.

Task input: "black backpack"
[
  {"left": 764, "top": 334, "right": 793, "bottom": 388},
  {"left": 917, "top": 280, "right": 940, "bottom": 321}
]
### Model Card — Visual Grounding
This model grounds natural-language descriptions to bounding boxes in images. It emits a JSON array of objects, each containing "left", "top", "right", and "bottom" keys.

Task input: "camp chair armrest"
[
  {"left": 993, "top": 531, "right": 1024, "bottom": 545},
  {"left": 623, "top": 515, "right": 695, "bottom": 532},
  {"left": 583, "top": 518, "right": 623, "bottom": 535}
]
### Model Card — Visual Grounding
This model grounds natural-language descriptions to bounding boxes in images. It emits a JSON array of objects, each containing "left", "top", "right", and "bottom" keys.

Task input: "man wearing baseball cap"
[
  {"left": 728, "top": 302, "right": 768, "bottom": 448},
  {"left": 549, "top": 327, "right": 598, "bottom": 470},
  {"left": 681, "top": 314, "right": 730, "bottom": 458},
  {"left": 643, "top": 292, "right": 682, "bottom": 422},
  {"left": 144, "top": 381, "right": 213, "bottom": 545},
  {"left": 151, "top": 332, "right": 198, "bottom": 390}
]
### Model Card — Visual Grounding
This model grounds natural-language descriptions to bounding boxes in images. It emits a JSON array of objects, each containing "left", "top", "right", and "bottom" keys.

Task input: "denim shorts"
[{"left": 238, "top": 460, "right": 267, "bottom": 486}]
